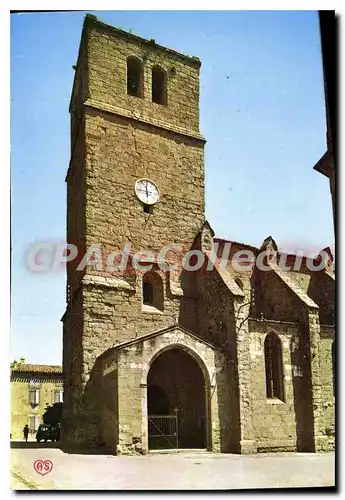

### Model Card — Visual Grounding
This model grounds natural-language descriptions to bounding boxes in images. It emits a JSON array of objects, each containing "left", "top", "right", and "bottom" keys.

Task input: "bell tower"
[
  {"left": 62, "top": 15, "right": 206, "bottom": 448},
  {"left": 66, "top": 14, "right": 206, "bottom": 298}
]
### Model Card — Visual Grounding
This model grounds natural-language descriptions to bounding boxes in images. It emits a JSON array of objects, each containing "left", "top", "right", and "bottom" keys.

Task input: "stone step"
[{"left": 149, "top": 448, "right": 209, "bottom": 455}]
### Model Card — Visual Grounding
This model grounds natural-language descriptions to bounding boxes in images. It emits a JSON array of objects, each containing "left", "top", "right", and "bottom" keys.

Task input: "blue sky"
[{"left": 10, "top": 10, "right": 333, "bottom": 365}]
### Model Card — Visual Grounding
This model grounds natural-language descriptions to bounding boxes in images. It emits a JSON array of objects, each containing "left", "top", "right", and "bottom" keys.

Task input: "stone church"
[{"left": 61, "top": 14, "right": 335, "bottom": 455}]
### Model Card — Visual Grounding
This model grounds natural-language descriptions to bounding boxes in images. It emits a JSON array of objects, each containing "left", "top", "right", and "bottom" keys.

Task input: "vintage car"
[{"left": 36, "top": 424, "right": 60, "bottom": 442}]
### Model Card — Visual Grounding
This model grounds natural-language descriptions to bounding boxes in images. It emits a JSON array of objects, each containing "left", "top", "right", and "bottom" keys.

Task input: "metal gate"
[{"left": 148, "top": 415, "right": 178, "bottom": 450}]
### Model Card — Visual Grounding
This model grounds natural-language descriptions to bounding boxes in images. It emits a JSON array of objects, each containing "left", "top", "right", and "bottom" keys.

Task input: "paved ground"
[{"left": 11, "top": 446, "right": 335, "bottom": 491}]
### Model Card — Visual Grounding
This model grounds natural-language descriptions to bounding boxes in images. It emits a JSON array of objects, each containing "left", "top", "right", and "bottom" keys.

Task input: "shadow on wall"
[
  {"left": 290, "top": 330, "right": 315, "bottom": 452},
  {"left": 215, "top": 309, "right": 241, "bottom": 454},
  {"left": 215, "top": 349, "right": 241, "bottom": 453},
  {"left": 61, "top": 355, "right": 114, "bottom": 455},
  {"left": 307, "top": 272, "right": 335, "bottom": 326}
]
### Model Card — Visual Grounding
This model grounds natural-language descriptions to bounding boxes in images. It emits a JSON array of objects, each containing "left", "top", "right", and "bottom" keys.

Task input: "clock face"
[{"left": 135, "top": 179, "right": 160, "bottom": 205}]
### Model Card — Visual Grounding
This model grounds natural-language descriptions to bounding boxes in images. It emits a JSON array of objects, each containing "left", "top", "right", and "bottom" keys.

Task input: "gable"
[{"left": 113, "top": 324, "right": 219, "bottom": 351}]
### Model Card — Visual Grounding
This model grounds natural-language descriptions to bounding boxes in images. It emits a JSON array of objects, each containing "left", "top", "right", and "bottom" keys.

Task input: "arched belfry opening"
[
  {"left": 152, "top": 66, "right": 167, "bottom": 105},
  {"left": 127, "top": 56, "right": 143, "bottom": 97},
  {"left": 147, "top": 347, "right": 208, "bottom": 450}
]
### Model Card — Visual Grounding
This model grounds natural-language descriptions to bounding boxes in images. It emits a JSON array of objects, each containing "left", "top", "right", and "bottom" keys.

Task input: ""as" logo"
[{"left": 33, "top": 459, "right": 53, "bottom": 476}]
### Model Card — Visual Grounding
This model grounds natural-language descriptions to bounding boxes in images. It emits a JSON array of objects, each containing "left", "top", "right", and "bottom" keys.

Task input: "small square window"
[{"left": 143, "top": 204, "right": 153, "bottom": 214}]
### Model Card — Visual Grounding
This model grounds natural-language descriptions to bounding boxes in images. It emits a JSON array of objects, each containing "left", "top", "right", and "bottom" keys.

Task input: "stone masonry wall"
[
  {"left": 85, "top": 16, "right": 201, "bottom": 134},
  {"left": 61, "top": 290, "right": 85, "bottom": 446},
  {"left": 83, "top": 109, "right": 205, "bottom": 258},
  {"left": 254, "top": 269, "right": 305, "bottom": 323},
  {"left": 196, "top": 260, "right": 255, "bottom": 453},
  {"left": 308, "top": 272, "right": 335, "bottom": 325},
  {"left": 248, "top": 319, "right": 304, "bottom": 452},
  {"left": 100, "top": 362, "right": 118, "bottom": 451},
  {"left": 196, "top": 262, "right": 234, "bottom": 347},
  {"left": 319, "top": 326, "right": 335, "bottom": 449},
  {"left": 66, "top": 119, "right": 86, "bottom": 298},
  {"left": 64, "top": 265, "right": 201, "bottom": 447}
]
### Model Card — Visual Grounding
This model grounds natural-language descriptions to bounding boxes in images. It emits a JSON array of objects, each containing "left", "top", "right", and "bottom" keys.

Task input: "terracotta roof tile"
[
  {"left": 11, "top": 363, "right": 62, "bottom": 374},
  {"left": 213, "top": 238, "right": 259, "bottom": 253}
]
